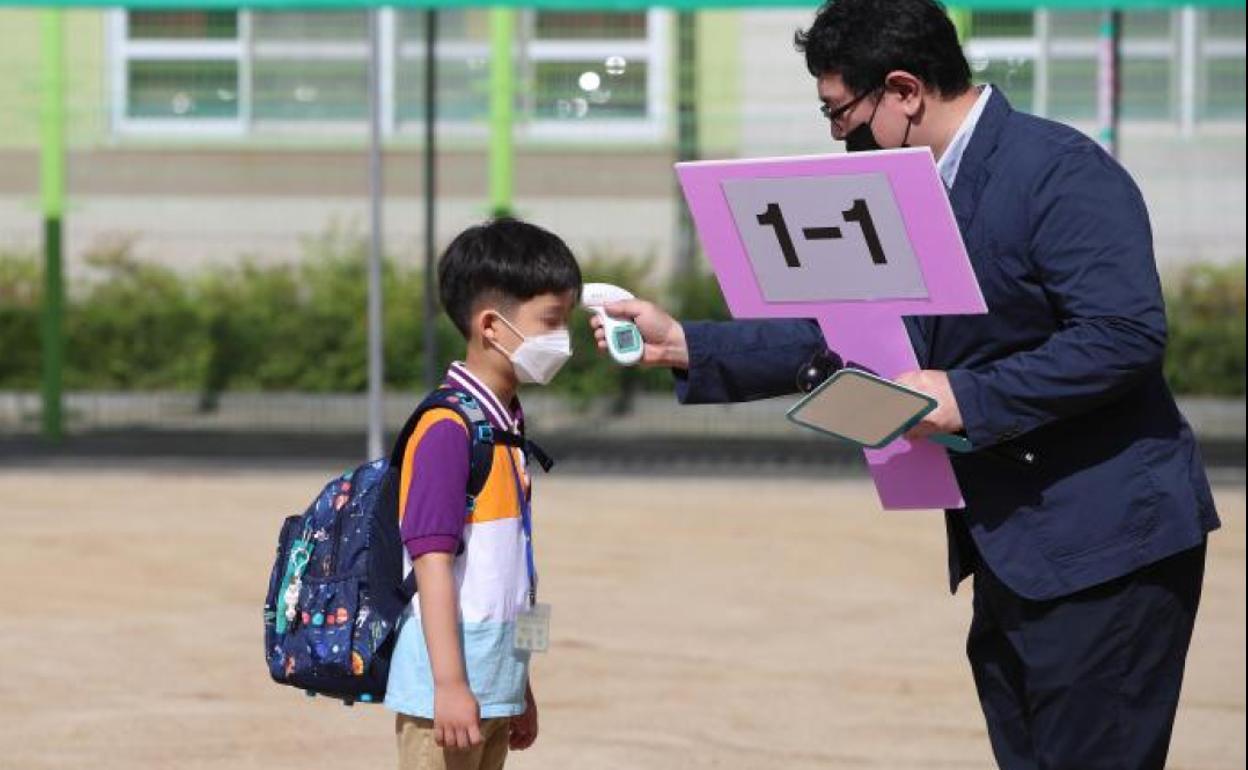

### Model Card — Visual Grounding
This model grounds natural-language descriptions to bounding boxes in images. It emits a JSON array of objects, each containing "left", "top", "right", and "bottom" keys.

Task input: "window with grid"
[
  {"left": 966, "top": 11, "right": 1037, "bottom": 113},
  {"left": 111, "top": 9, "right": 668, "bottom": 138},
  {"left": 1200, "top": 9, "right": 1247, "bottom": 120},
  {"left": 963, "top": 8, "right": 1245, "bottom": 126},
  {"left": 528, "top": 12, "right": 652, "bottom": 122},
  {"left": 119, "top": 11, "right": 241, "bottom": 125}
]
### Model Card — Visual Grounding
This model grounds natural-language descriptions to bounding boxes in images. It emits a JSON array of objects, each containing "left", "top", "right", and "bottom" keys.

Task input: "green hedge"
[
  {"left": 0, "top": 251, "right": 42, "bottom": 390},
  {"left": 0, "top": 239, "right": 1242, "bottom": 399},
  {"left": 1163, "top": 263, "right": 1246, "bottom": 397},
  {"left": 0, "top": 235, "right": 681, "bottom": 405}
]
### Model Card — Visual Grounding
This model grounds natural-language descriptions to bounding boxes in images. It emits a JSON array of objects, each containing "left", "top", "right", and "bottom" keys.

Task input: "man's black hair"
[
  {"left": 438, "top": 217, "right": 583, "bottom": 338},
  {"left": 795, "top": 0, "right": 973, "bottom": 98}
]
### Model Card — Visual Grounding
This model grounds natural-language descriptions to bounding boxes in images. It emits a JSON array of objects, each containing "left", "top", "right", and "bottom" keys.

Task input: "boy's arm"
[
  {"left": 399, "top": 412, "right": 473, "bottom": 556},
  {"left": 397, "top": 410, "right": 481, "bottom": 750},
  {"left": 413, "top": 553, "right": 482, "bottom": 750}
]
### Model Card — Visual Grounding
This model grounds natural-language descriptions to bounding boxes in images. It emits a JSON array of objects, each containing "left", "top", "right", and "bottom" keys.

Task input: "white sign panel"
[{"left": 721, "top": 173, "right": 929, "bottom": 303}]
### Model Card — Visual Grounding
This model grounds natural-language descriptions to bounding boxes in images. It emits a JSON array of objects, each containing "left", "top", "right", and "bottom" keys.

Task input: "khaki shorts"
[{"left": 395, "top": 714, "right": 510, "bottom": 770}]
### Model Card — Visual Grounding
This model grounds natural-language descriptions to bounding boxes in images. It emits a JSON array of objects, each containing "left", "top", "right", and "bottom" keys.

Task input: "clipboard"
[{"left": 786, "top": 368, "right": 973, "bottom": 452}]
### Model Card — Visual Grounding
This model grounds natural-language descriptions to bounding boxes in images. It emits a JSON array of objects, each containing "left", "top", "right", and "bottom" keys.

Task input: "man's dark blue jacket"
[{"left": 675, "top": 89, "right": 1219, "bottom": 600}]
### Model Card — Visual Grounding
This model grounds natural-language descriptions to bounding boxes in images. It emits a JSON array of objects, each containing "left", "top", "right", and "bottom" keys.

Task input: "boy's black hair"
[
  {"left": 795, "top": 0, "right": 972, "bottom": 99},
  {"left": 438, "top": 217, "right": 583, "bottom": 338}
]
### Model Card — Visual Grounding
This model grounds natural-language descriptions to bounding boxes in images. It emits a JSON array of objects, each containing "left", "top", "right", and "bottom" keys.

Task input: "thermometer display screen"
[{"left": 615, "top": 328, "right": 638, "bottom": 350}]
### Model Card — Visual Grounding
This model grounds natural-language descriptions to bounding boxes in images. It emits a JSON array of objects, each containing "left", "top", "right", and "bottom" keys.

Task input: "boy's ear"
[{"left": 474, "top": 308, "right": 499, "bottom": 345}]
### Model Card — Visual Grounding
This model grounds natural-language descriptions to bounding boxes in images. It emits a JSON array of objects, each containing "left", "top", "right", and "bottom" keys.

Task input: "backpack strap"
[
  {"left": 422, "top": 387, "right": 496, "bottom": 498},
  {"left": 390, "top": 387, "right": 498, "bottom": 599},
  {"left": 388, "top": 386, "right": 556, "bottom": 481},
  {"left": 492, "top": 431, "right": 555, "bottom": 473},
  {"left": 389, "top": 387, "right": 497, "bottom": 500}
]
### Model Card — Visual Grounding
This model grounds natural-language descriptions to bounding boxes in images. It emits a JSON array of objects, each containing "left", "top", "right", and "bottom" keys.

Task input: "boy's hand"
[
  {"left": 433, "top": 682, "right": 482, "bottom": 751},
  {"left": 590, "top": 299, "right": 689, "bottom": 370},
  {"left": 509, "top": 684, "right": 539, "bottom": 751}
]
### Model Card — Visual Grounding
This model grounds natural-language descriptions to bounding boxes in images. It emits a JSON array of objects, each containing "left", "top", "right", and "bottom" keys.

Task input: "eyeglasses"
[{"left": 819, "top": 88, "right": 879, "bottom": 125}]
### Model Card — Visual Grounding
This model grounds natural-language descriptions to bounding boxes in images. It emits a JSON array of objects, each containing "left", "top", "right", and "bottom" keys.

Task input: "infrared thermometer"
[{"left": 581, "top": 283, "right": 645, "bottom": 366}]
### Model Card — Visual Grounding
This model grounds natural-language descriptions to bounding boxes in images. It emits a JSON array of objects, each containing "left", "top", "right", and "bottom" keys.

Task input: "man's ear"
[{"left": 884, "top": 70, "right": 925, "bottom": 116}]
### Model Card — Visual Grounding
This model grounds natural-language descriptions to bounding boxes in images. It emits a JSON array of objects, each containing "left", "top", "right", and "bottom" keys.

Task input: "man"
[{"left": 593, "top": 1, "right": 1220, "bottom": 767}]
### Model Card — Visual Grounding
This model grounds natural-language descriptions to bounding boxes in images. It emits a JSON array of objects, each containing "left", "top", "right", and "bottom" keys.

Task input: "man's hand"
[
  {"left": 509, "top": 683, "right": 539, "bottom": 751},
  {"left": 589, "top": 299, "right": 689, "bottom": 370},
  {"left": 895, "top": 370, "right": 964, "bottom": 440},
  {"left": 433, "top": 681, "right": 482, "bottom": 751}
]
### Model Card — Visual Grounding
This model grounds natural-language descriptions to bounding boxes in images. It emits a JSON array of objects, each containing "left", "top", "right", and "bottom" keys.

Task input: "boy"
[{"left": 385, "top": 218, "right": 581, "bottom": 770}]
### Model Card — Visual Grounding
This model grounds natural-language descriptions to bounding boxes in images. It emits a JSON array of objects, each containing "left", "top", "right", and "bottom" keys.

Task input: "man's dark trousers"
[{"left": 968, "top": 541, "right": 1207, "bottom": 770}]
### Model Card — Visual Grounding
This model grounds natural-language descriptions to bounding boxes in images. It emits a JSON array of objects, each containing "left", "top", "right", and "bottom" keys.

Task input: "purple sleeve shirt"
[{"left": 398, "top": 412, "right": 470, "bottom": 560}]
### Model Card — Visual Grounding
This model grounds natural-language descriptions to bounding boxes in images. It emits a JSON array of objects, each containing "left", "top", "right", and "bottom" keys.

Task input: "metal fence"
[
  {"left": 0, "top": 7, "right": 1243, "bottom": 275},
  {"left": 0, "top": 6, "right": 1244, "bottom": 449}
]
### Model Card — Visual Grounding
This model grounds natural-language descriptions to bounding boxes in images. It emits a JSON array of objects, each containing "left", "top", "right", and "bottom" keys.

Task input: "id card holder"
[{"left": 514, "top": 603, "right": 551, "bottom": 653}]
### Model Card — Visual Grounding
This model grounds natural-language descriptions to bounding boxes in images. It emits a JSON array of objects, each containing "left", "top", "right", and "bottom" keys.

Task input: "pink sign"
[{"left": 675, "top": 148, "right": 987, "bottom": 510}]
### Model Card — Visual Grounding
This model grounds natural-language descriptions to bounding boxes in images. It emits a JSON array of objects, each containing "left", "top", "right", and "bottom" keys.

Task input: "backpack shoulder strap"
[
  {"left": 492, "top": 430, "right": 555, "bottom": 474},
  {"left": 389, "top": 387, "right": 496, "bottom": 500},
  {"left": 391, "top": 387, "right": 497, "bottom": 599}
]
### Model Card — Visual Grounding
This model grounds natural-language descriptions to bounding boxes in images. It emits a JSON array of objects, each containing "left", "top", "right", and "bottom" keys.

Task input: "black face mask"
[
  {"left": 844, "top": 120, "right": 883, "bottom": 153},
  {"left": 844, "top": 95, "right": 912, "bottom": 153}
]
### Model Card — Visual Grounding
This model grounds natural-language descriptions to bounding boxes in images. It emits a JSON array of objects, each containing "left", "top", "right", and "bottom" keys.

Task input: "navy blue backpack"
[{"left": 262, "top": 387, "right": 551, "bottom": 705}]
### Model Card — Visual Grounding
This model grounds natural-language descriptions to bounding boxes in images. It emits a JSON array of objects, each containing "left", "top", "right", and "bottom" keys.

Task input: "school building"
[{"left": 0, "top": 7, "right": 1244, "bottom": 278}]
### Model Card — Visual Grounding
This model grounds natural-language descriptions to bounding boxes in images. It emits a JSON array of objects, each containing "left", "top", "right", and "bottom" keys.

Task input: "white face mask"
[{"left": 490, "top": 313, "right": 572, "bottom": 385}]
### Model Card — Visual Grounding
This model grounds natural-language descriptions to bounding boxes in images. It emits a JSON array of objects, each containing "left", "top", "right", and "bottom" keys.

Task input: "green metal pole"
[
  {"left": 488, "top": 8, "right": 514, "bottom": 218},
  {"left": 674, "top": 11, "right": 698, "bottom": 276},
  {"left": 948, "top": 7, "right": 972, "bottom": 43},
  {"left": 1097, "top": 10, "right": 1123, "bottom": 157},
  {"left": 40, "top": 9, "right": 66, "bottom": 443}
]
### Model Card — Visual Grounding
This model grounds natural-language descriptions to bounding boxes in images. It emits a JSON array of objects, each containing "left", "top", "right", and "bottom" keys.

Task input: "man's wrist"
[
  {"left": 946, "top": 369, "right": 984, "bottom": 443},
  {"left": 664, "top": 322, "right": 690, "bottom": 370}
]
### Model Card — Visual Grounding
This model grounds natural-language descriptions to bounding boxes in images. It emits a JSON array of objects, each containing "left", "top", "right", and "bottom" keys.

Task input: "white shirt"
[{"left": 936, "top": 85, "right": 993, "bottom": 190}]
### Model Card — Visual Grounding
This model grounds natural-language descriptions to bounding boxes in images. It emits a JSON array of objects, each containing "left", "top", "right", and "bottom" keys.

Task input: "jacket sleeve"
[
  {"left": 674, "top": 318, "right": 831, "bottom": 404},
  {"left": 948, "top": 146, "right": 1168, "bottom": 449}
]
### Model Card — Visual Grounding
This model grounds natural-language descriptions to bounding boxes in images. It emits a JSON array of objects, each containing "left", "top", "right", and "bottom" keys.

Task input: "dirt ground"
[{"left": 1, "top": 466, "right": 1243, "bottom": 770}]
